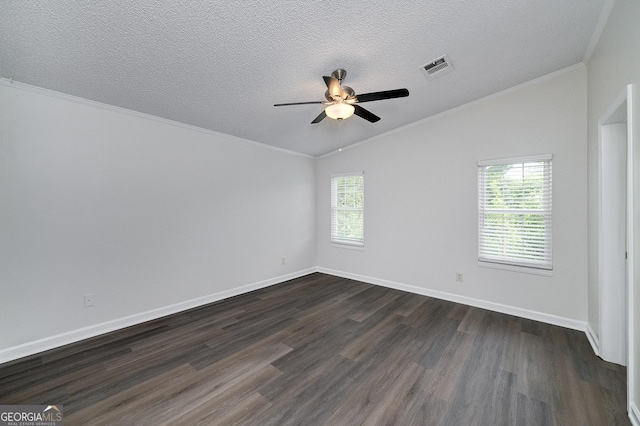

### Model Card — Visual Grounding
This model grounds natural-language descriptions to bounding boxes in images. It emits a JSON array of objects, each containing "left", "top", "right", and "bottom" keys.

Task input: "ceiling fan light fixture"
[
  {"left": 325, "top": 103, "right": 355, "bottom": 120},
  {"left": 274, "top": 69, "right": 409, "bottom": 124}
]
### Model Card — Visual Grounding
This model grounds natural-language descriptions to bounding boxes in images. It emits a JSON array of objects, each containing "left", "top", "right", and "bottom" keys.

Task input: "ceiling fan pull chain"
[{"left": 338, "top": 119, "right": 343, "bottom": 152}]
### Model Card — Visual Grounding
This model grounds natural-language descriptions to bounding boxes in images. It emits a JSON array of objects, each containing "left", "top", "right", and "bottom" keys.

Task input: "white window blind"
[
  {"left": 478, "top": 155, "right": 552, "bottom": 270},
  {"left": 331, "top": 173, "right": 364, "bottom": 247}
]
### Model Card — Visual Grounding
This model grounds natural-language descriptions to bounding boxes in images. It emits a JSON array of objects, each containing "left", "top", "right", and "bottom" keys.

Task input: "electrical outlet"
[
  {"left": 456, "top": 272, "right": 463, "bottom": 282},
  {"left": 84, "top": 293, "right": 94, "bottom": 307},
  {"left": 281, "top": 257, "right": 286, "bottom": 265}
]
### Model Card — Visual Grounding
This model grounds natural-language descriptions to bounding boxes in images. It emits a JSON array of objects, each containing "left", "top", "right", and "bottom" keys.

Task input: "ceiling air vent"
[{"left": 421, "top": 54, "right": 454, "bottom": 80}]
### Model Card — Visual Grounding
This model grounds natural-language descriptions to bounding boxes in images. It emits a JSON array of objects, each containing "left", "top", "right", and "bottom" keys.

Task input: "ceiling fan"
[{"left": 274, "top": 69, "right": 409, "bottom": 124}]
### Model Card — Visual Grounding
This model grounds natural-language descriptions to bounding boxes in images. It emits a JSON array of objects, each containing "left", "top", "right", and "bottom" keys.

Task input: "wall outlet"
[
  {"left": 456, "top": 272, "right": 463, "bottom": 282},
  {"left": 281, "top": 257, "right": 286, "bottom": 265},
  {"left": 84, "top": 293, "right": 94, "bottom": 307}
]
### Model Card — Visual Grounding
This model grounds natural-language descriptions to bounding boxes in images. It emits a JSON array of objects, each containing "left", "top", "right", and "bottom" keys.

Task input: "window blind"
[
  {"left": 478, "top": 155, "right": 552, "bottom": 270},
  {"left": 331, "top": 173, "right": 364, "bottom": 247}
]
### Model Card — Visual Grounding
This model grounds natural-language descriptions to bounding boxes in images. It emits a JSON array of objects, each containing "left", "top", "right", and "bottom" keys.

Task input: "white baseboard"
[
  {"left": 316, "top": 267, "right": 587, "bottom": 332},
  {"left": 0, "top": 267, "right": 592, "bottom": 365},
  {"left": 0, "top": 268, "right": 316, "bottom": 365},
  {"left": 586, "top": 322, "right": 600, "bottom": 356},
  {"left": 630, "top": 402, "right": 640, "bottom": 426}
]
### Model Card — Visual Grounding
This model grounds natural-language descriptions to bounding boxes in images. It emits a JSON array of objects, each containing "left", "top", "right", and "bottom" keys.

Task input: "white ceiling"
[{"left": 0, "top": 1, "right": 606, "bottom": 157}]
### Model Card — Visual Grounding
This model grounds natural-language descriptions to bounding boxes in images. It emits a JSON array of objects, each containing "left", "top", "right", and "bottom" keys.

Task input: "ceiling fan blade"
[
  {"left": 323, "top": 76, "right": 344, "bottom": 99},
  {"left": 311, "top": 110, "right": 327, "bottom": 124},
  {"left": 356, "top": 88, "right": 409, "bottom": 103},
  {"left": 274, "top": 101, "right": 324, "bottom": 106},
  {"left": 353, "top": 105, "right": 380, "bottom": 123}
]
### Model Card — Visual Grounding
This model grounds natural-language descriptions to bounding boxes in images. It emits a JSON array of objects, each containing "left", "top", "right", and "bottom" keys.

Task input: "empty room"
[{"left": 1, "top": 0, "right": 639, "bottom": 424}]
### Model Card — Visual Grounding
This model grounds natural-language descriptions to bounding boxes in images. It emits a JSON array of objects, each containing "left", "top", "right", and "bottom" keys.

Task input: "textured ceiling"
[{"left": 1, "top": 0, "right": 606, "bottom": 157}]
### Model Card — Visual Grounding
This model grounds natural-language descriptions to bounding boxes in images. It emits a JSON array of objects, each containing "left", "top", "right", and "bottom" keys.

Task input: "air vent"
[{"left": 421, "top": 54, "right": 454, "bottom": 80}]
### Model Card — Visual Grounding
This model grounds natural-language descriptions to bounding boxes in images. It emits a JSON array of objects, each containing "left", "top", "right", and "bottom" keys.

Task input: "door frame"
[
  {"left": 598, "top": 83, "right": 637, "bottom": 418},
  {"left": 598, "top": 90, "right": 628, "bottom": 365}
]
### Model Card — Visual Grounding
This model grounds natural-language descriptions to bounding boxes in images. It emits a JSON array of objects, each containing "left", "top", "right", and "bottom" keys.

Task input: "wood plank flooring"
[{"left": 0, "top": 273, "right": 629, "bottom": 425}]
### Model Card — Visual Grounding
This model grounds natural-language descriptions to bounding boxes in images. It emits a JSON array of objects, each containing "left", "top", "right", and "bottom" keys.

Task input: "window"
[
  {"left": 478, "top": 155, "right": 552, "bottom": 271},
  {"left": 331, "top": 173, "right": 364, "bottom": 247}
]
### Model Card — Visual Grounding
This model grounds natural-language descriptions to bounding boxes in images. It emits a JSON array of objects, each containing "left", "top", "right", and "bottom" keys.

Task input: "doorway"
[
  {"left": 599, "top": 100, "right": 628, "bottom": 366},
  {"left": 598, "top": 84, "right": 638, "bottom": 419}
]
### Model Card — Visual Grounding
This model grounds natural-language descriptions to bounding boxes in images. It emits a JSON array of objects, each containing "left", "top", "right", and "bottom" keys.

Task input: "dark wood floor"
[{"left": 0, "top": 273, "right": 629, "bottom": 425}]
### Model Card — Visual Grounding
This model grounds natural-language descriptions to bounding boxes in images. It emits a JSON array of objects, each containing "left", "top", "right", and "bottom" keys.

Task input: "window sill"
[
  {"left": 478, "top": 261, "right": 553, "bottom": 276},
  {"left": 331, "top": 243, "right": 364, "bottom": 251}
]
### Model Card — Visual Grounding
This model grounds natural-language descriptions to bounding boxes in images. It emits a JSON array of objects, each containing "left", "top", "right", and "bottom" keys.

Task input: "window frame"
[
  {"left": 477, "top": 155, "right": 552, "bottom": 274},
  {"left": 330, "top": 172, "right": 365, "bottom": 249}
]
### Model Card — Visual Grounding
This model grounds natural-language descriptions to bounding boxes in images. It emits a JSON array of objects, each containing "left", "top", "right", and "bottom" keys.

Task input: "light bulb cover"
[{"left": 325, "top": 103, "right": 355, "bottom": 120}]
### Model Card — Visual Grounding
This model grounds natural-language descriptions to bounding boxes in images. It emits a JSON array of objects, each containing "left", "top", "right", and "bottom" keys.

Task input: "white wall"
[
  {"left": 0, "top": 62, "right": 592, "bottom": 366},
  {"left": 0, "top": 82, "right": 316, "bottom": 358},
  {"left": 316, "top": 66, "right": 588, "bottom": 324},
  {"left": 586, "top": 0, "right": 640, "bottom": 419}
]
